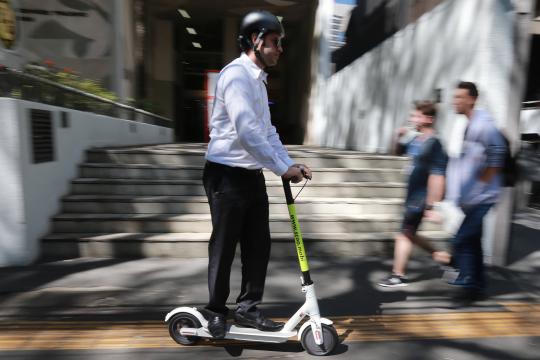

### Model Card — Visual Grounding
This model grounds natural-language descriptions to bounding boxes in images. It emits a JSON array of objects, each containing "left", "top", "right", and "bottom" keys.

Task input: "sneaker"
[{"left": 378, "top": 274, "right": 408, "bottom": 287}]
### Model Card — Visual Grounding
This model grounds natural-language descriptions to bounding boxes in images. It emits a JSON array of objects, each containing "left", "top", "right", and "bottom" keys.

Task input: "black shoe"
[
  {"left": 234, "top": 311, "right": 284, "bottom": 332},
  {"left": 207, "top": 314, "right": 226, "bottom": 339}
]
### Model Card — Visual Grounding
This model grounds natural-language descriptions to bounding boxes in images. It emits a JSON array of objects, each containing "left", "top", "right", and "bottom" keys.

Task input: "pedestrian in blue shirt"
[
  {"left": 379, "top": 101, "right": 451, "bottom": 288},
  {"left": 449, "top": 81, "right": 506, "bottom": 304},
  {"left": 202, "top": 11, "right": 311, "bottom": 339}
]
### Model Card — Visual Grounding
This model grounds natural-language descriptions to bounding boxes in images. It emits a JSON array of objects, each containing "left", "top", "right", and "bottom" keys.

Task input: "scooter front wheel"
[
  {"left": 300, "top": 324, "right": 339, "bottom": 356},
  {"left": 168, "top": 312, "right": 201, "bottom": 345}
]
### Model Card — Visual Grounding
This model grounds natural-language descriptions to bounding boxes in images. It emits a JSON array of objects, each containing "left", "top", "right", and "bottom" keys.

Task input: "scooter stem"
[{"left": 282, "top": 178, "right": 313, "bottom": 286}]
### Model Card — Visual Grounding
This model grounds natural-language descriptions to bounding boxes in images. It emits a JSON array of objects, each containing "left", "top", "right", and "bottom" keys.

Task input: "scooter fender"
[
  {"left": 297, "top": 317, "right": 333, "bottom": 341},
  {"left": 164, "top": 306, "right": 208, "bottom": 328}
]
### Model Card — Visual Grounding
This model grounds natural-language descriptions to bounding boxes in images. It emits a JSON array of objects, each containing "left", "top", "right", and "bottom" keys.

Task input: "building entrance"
[{"left": 143, "top": 0, "right": 317, "bottom": 143}]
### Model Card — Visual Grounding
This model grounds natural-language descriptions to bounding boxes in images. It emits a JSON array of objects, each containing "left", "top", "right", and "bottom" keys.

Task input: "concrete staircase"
[{"left": 42, "top": 143, "right": 449, "bottom": 258}]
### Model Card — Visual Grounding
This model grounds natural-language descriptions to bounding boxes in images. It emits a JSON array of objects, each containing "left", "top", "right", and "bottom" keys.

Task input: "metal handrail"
[
  {"left": 0, "top": 67, "right": 172, "bottom": 127},
  {"left": 522, "top": 100, "right": 540, "bottom": 109}
]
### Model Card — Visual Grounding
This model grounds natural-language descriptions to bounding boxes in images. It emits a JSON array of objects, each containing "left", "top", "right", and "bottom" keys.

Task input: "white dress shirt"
[{"left": 205, "top": 53, "right": 294, "bottom": 176}]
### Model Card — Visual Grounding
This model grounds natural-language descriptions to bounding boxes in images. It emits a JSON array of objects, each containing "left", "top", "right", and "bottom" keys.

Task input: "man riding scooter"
[{"left": 201, "top": 10, "right": 312, "bottom": 339}]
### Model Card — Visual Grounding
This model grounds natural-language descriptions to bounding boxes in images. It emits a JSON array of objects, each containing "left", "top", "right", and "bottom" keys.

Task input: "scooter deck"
[{"left": 181, "top": 325, "right": 297, "bottom": 343}]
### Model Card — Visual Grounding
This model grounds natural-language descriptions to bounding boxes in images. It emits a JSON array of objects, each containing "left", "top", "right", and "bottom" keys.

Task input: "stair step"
[
  {"left": 79, "top": 163, "right": 406, "bottom": 182},
  {"left": 42, "top": 231, "right": 450, "bottom": 242},
  {"left": 51, "top": 213, "right": 442, "bottom": 233},
  {"left": 41, "top": 231, "right": 450, "bottom": 258},
  {"left": 81, "top": 164, "right": 203, "bottom": 180},
  {"left": 86, "top": 147, "right": 409, "bottom": 169},
  {"left": 61, "top": 195, "right": 404, "bottom": 214},
  {"left": 70, "top": 179, "right": 406, "bottom": 198},
  {"left": 42, "top": 143, "right": 421, "bottom": 259}
]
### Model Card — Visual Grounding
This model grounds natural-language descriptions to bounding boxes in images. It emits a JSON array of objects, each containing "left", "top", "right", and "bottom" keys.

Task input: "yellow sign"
[{"left": 0, "top": 0, "right": 16, "bottom": 49}]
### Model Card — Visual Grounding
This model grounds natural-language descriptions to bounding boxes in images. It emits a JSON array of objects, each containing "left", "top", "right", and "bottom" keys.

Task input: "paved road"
[
  {"left": 0, "top": 248, "right": 538, "bottom": 359},
  {"left": 0, "top": 303, "right": 538, "bottom": 359}
]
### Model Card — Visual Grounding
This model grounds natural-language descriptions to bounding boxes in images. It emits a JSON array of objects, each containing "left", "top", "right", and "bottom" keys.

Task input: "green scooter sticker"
[{"left": 288, "top": 204, "right": 309, "bottom": 272}]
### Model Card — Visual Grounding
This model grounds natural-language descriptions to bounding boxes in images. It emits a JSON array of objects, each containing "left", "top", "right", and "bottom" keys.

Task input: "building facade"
[{"left": 1, "top": 0, "right": 538, "bottom": 265}]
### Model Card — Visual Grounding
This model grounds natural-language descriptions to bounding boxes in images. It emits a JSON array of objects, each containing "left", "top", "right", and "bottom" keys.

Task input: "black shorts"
[{"left": 400, "top": 208, "right": 424, "bottom": 236}]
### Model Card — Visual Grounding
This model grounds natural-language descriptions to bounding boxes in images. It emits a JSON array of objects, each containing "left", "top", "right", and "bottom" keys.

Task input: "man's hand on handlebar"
[
  {"left": 283, "top": 164, "right": 312, "bottom": 183},
  {"left": 283, "top": 166, "right": 304, "bottom": 183},
  {"left": 292, "top": 163, "right": 312, "bottom": 180}
]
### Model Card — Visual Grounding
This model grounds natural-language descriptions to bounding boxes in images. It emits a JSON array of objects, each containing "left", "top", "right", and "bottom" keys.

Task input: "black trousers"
[{"left": 202, "top": 161, "right": 271, "bottom": 316}]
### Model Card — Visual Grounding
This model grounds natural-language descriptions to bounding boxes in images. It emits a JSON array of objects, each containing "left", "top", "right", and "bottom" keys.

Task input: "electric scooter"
[{"left": 165, "top": 174, "right": 339, "bottom": 356}]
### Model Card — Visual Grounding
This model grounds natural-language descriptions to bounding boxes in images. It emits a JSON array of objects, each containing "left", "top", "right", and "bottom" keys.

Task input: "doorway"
[{"left": 146, "top": 0, "right": 317, "bottom": 143}]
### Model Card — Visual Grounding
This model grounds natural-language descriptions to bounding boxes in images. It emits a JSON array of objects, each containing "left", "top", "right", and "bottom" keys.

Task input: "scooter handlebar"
[
  {"left": 282, "top": 169, "right": 310, "bottom": 205},
  {"left": 283, "top": 167, "right": 311, "bottom": 183},
  {"left": 299, "top": 166, "right": 312, "bottom": 180},
  {"left": 282, "top": 177, "right": 294, "bottom": 204}
]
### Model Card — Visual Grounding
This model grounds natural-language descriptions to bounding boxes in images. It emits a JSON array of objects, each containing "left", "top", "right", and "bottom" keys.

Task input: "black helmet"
[{"left": 237, "top": 10, "right": 284, "bottom": 51}]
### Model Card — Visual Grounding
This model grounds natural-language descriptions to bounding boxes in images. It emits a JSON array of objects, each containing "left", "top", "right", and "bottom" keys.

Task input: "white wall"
[
  {"left": 0, "top": 98, "right": 173, "bottom": 266},
  {"left": 521, "top": 108, "right": 540, "bottom": 134},
  {"left": 308, "top": 0, "right": 535, "bottom": 266},
  {"left": 0, "top": 99, "right": 27, "bottom": 265},
  {"left": 309, "top": 0, "right": 518, "bottom": 153}
]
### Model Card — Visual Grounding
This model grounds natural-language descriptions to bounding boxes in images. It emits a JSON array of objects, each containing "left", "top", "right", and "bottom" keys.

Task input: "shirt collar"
[
  {"left": 240, "top": 53, "right": 268, "bottom": 83},
  {"left": 470, "top": 108, "right": 488, "bottom": 123}
]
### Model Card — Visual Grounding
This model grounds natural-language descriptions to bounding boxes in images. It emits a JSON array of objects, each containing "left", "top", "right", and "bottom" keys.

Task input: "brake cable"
[{"left": 293, "top": 178, "right": 309, "bottom": 201}]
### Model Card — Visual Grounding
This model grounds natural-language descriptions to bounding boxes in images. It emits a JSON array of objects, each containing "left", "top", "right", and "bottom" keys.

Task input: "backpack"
[{"left": 500, "top": 132, "right": 516, "bottom": 187}]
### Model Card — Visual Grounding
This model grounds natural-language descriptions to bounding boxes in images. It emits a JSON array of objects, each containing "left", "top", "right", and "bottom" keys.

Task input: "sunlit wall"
[
  {"left": 0, "top": 0, "right": 135, "bottom": 100},
  {"left": 308, "top": 0, "right": 521, "bottom": 155}
]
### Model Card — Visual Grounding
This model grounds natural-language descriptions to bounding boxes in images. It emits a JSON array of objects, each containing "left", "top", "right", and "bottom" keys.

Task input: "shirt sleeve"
[
  {"left": 481, "top": 125, "right": 506, "bottom": 168},
  {"left": 221, "top": 68, "right": 289, "bottom": 176},
  {"left": 267, "top": 124, "right": 294, "bottom": 167},
  {"left": 430, "top": 140, "right": 448, "bottom": 176}
]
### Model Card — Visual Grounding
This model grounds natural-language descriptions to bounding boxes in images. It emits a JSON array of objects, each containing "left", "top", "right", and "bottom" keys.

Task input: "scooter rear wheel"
[
  {"left": 300, "top": 324, "right": 339, "bottom": 356},
  {"left": 168, "top": 312, "right": 201, "bottom": 345}
]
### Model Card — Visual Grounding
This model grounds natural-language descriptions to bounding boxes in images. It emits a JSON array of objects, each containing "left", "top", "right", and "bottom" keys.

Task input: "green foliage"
[
  {"left": 132, "top": 98, "right": 163, "bottom": 115},
  {"left": 24, "top": 64, "right": 118, "bottom": 102},
  {"left": 11, "top": 88, "right": 21, "bottom": 98},
  {"left": 18, "top": 62, "right": 164, "bottom": 116}
]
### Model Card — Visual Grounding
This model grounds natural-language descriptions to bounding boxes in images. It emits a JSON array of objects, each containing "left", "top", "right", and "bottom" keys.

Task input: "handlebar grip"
[
  {"left": 301, "top": 169, "right": 312, "bottom": 180},
  {"left": 297, "top": 165, "right": 312, "bottom": 180},
  {"left": 282, "top": 177, "right": 294, "bottom": 204}
]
